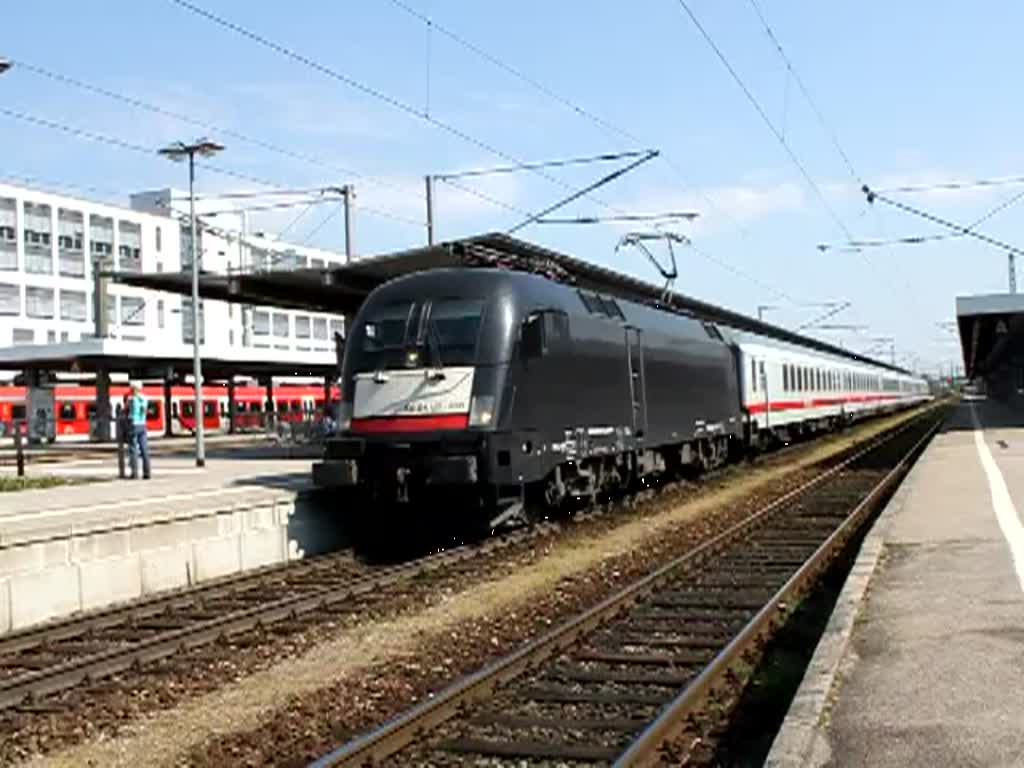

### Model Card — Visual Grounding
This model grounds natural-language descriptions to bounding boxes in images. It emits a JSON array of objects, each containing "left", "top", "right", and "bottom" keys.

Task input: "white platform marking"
[{"left": 971, "top": 405, "right": 1024, "bottom": 592}]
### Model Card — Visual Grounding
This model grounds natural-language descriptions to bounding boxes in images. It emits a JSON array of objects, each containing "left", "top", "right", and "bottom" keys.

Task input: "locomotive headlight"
[{"left": 468, "top": 395, "right": 495, "bottom": 427}]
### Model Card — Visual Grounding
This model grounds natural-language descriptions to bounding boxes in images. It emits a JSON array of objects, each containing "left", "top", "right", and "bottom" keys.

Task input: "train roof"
[{"left": 115, "top": 232, "right": 914, "bottom": 376}]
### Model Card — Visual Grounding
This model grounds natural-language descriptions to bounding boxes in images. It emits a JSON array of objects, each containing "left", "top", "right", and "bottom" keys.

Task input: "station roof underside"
[
  {"left": 0, "top": 338, "right": 336, "bottom": 380},
  {"left": 115, "top": 232, "right": 911, "bottom": 375},
  {"left": 957, "top": 293, "right": 1024, "bottom": 378}
]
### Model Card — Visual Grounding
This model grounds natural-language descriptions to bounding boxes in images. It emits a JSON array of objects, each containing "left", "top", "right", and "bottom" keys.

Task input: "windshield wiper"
[{"left": 424, "top": 310, "right": 446, "bottom": 380}]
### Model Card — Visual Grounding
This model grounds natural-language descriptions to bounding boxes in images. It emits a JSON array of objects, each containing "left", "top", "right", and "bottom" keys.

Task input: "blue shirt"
[{"left": 129, "top": 393, "right": 147, "bottom": 425}]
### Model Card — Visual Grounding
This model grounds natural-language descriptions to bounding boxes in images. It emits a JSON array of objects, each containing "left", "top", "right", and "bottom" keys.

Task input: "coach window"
[
  {"left": 751, "top": 359, "right": 757, "bottom": 391},
  {"left": 759, "top": 362, "right": 765, "bottom": 390}
]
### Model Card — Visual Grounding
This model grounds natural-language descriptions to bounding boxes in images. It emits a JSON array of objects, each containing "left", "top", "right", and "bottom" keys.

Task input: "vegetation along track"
[{"left": 313, "top": 408, "right": 944, "bottom": 767}]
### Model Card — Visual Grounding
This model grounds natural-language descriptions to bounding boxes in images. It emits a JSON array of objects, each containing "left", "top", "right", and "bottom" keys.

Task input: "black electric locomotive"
[{"left": 313, "top": 267, "right": 742, "bottom": 525}]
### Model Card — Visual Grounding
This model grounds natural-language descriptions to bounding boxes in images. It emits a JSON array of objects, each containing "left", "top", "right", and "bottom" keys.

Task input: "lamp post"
[{"left": 158, "top": 139, "right": 224, "bottom": 468}]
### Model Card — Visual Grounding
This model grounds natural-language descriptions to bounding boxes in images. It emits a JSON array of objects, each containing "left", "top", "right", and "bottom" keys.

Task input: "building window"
[
  {"left": 25, "top": 286, "right": 55, "bottom": 318},
  {"left": 330, "top": 318, "right": 345, "bottom": 340},
  {"left": 0, "top": 283, "right": 19, "bottom": 315},
  {"left": 12, "top": 328, "right": 34, "bottom": 345},
  {"left": 295, "top": 315, "right": 311, "bottom": 338},
  {"left": 313, "top": 317, "right": 327, "bottom": 340},
  {"left": 47, "top": 330, "right": 56, "bottom": 344},
  {"left": 121, "top": 296, "right": 145, "bottom": 325},
  {"left": 89, "top": 214, "right": 114, "bottom": 266},
  {"left": 57, "top": 208, "right": 85, "bottom": 277},
  {"left": 157, "top": 299, "right": 165, "bottom": 328},
  {"left": 60, "top": 331, "right": 69, "bottom": 342},
  {"left": 310, "top": 258, "right": 324, "bottom": 270},
  {"left": 23, "top": 202, "right": 53, "bottom": 274},
  {"left": 272, "top": 312, "right": 289, "bottom": 337},
  {"left": 59, "top": 289, "right": 87, "bottom": 322},
  {"left": 0, "top": 197, "right": 16, "bottom": 271},
  {"left": 253, "top": 310, "right": 270, "bottom": 336},
  {"left": 181, "top": 298, "right": 205, "bottom": 343},
  {"left": 118, "top": 221, "right": 143, "bottom": 273}
]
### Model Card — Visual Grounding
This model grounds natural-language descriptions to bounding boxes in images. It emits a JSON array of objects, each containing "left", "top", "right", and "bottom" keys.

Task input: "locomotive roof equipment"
[{"left": 116, "top": 232, "right": 912, "bottom": 375}]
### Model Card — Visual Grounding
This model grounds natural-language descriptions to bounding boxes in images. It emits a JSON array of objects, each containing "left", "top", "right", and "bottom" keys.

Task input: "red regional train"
[{"left": 0, "top": 382, "right": 340, "bottom": 440}]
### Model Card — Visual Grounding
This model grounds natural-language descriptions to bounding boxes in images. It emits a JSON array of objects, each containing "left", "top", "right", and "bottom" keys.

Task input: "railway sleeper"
[
  {"left": 548, "top": 665, "right": 697, "bottom": 687},
  {"left": 470, "top": 712, "right": 649, "bottom": 733},
  {"left": 573, "top": 648, "right": 713, "bottom": 666},
  {"left": 604, "top": 632, "right": 735, "bottom": 650},
  {"left": 0, "top": 652, "right": 69, "bottom": 671},
  {"left": 629, "top": 607, "right": 754, "bottom": 623},
  {"left": 435, "top": 737, "right": 622, "bottom": 762},
  {"left": 518, "top": 684, "right": 670, "bottom": 706},
  {"left": 645, "top": 590, "right": 774, "bottom": 610}
]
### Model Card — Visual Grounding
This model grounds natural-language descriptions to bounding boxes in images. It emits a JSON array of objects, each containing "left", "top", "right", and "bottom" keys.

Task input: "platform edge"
[{"left": 763, "top": 444, "right": 925, "bottom": 768}]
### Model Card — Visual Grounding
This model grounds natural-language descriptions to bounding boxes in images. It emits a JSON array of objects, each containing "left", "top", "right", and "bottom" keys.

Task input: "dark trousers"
[{"left": 129, "top": 423, "right": 151, "bottom": 479}]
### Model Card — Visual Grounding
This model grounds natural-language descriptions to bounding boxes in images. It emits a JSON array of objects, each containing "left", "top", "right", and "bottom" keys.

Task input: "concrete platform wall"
[{"left": 0, "top": 491, "right": 342, "bottom": 635}]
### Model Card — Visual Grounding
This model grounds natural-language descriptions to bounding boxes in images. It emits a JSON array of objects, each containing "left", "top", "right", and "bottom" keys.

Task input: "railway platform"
[
  {"left": 768, "top": 398, "right": 1024, "bottom": 767},
  {"left": 0, "top": 449, "right": 342, "bottom": 637}
]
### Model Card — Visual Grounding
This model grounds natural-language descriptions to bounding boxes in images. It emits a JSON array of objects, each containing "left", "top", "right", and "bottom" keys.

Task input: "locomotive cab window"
[
  {"left": 522, "top": 309, "right": 569, "bottom": 359},
  {"left": 422, "top": 299, "right": 486, "bottom": 366}
]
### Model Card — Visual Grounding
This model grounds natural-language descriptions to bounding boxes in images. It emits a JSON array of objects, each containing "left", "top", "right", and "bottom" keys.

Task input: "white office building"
[{"left": 0, "top": 181, "right": 348, "bottom": 382}]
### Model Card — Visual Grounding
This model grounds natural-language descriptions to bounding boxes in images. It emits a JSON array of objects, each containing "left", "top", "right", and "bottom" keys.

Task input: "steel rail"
[
  {"left": 614, "top": 413, "right": 942, "bottom": 765},
  {"left": 0, "top": 523, "right": 548, "bottom": 711},
  {"left": 311, "top": 410, "right": 940, "bottom": 767}
]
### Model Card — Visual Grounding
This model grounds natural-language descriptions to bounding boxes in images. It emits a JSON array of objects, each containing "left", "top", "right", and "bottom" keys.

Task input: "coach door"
[{"left": 625, "top": 327, "right": 648, "bottom": 439}]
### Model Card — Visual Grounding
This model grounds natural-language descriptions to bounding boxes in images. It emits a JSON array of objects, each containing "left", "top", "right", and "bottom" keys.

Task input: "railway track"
[
  {"left": 0, "top": 524, "right": 554, "bottom": 712},
  {"left": 312, "top": 409, "right": 943, "bottom": 767},
  {"left": 0, "top": 414, "right": 836, "bottom": 713}
]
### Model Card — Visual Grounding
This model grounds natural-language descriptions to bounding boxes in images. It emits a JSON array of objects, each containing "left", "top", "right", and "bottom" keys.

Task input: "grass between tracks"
[
  {"left": 0, "top": 475, "right": 83, "bottom": 492},
  {"left": 23, "top": 405, "right": 937, "bottom": 768}
]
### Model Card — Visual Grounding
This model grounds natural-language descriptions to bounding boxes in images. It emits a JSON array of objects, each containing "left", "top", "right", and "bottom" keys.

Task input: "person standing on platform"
[{"left": 128, "top": 381, "right": 151, "bottom": 480}]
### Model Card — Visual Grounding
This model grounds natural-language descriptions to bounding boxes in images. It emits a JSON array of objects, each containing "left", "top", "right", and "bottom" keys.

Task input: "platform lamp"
[{"left": 158, "top": 139, "right": 225, "bottom": 468}]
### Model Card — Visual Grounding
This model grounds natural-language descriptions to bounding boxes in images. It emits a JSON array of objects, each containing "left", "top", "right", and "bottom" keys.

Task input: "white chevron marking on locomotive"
[{"left": 353, "top": 366, "right": 475, "bottom": 418}]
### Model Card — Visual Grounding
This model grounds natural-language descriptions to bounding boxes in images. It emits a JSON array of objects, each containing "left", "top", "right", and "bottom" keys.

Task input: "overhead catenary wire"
[
  {"left": 201, "top": 196, "right": 345, "bottom": 216},
  {"left": 9, "top": 58, "right": 425, "bottom": 203},
  {"left": 168, "top": 0, "right": 633, "bottom": 218},
  {"left": 537, "top": 211, "right": 699, "bottom": 224},
  {"left": 436, "top": 150, "right": 655, "bottom": 180},
  {"left": 745, "top": 0, "right": 861, "bottom": 183},
  {"left": 671, "top": 0, "right": 857, "bottom": 244},
  {"left": 0, "top": 106, "right": 290, "bottom": 191},
  {"left": 863, "top": 185, "right": 1024, "bottom": 259},
  {"left": 821, "top": 185, "right": 1024, "bottom": 252},
  {"left": 508, "top": 150, "right": 659, "bottom": 233},
  {"left": 385, "top": 0, "right": 802, "bottom": 299},
  {"left": 877, "top": 174, "right": 1024, "bottom": 194}
]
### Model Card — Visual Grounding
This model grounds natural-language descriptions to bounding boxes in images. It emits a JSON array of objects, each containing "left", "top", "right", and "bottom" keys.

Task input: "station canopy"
[
  {"left": 115, "top": 232, "right": 912, "bottom": 374},
  {"left": 956, "top": 293, "right": 1024, "bottom": 378},
  {"left": 0, "top": 337, "right": 337, "bottom": 380}
]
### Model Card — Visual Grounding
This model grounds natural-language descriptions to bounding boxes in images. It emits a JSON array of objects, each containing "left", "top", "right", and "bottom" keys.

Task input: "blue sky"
[{"left": 3, "top": 1, "right": 1019, "bottom": 374}]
